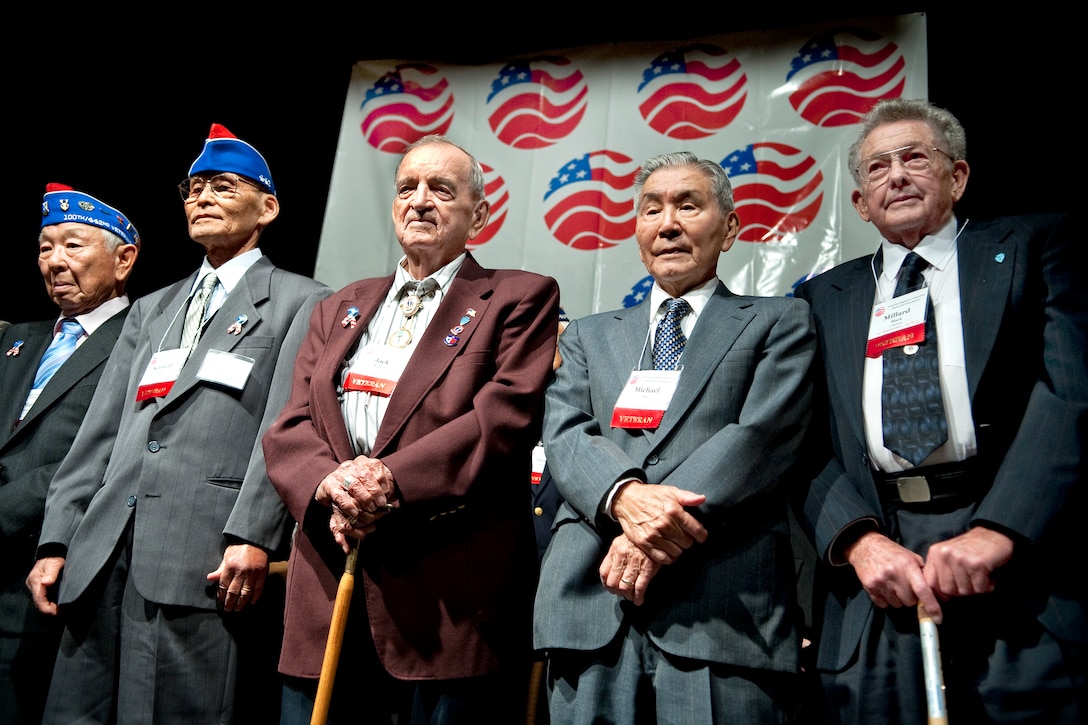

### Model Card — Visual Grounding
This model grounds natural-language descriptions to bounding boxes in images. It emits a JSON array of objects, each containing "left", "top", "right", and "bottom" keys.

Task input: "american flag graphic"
[
  {"left": 720, "top": 142, "right": 824, "bottom": 244},
  {"left": 359, "top": 63, "right": 455, "bottom": 153},
  {"left": 623, "top": 275, "right": 655, "bottom": 308},
  {"left": 487, "top": 57, "right": 588, "bottom": 149},
  {"left": 543, "top": 150, "right": 639, "bottom": 251},
  {"left": 636, "top": 44, "right": 747, "bottom": 139},
  {"left": 787, "top": 26, "right": 906, "bottom": 127},
  {"left": 467, "top": 163, "right": 508, "bottom": 249}
]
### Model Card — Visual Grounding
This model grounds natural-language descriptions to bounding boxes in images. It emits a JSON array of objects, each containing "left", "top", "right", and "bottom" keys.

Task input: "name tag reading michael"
[
  {"left": 867, "top": 287, "right": 929, "bottom": 358},
  {"left": 343, "top": 343, "right": 411, "bottom": 397},
  {"left": 611, "top": 370, "right": 681, "bottom": 428},
  {"left": 197, "top": 349, "right": 255, "bottom": 390}
]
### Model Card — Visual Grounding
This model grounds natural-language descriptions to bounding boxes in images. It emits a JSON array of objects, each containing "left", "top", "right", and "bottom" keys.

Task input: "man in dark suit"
[
  {"left": 264, "top": 134, "right": 559, "bottom": 725},
  {"left": 0, "top": 184, "right": 139, "bottom": 723},
  {"left": 26, "top": 124, "right": 330, "bottom": 724},
  {"left": 534, "top": 151, "right": 815, "bottom": 723},
  {"left": 795, "top": 98, "right": 1086, "bottom": 723}
]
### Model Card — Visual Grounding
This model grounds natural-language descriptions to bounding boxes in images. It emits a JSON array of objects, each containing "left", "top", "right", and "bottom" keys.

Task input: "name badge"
[
  {"left": 867, "top": 287, "right": 929, "bottom": 358},
  {"left": 197, "top": 350, "right": 255, "bottom": 390},
  {"left": 136, "top": 348, "right": 189, "bottom": 400},
  {"left": 610, "top": 369, "right": 681, "bottom": 428},
  {"left": 531, "top": 443, "right": 546, "bottom": 485},
  {"left": 343, "top": 343, "right": 412, "bottom": 397}
]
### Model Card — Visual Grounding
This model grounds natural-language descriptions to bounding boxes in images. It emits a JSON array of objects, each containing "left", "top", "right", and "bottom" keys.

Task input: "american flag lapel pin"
[
  {"left": 342, "top": 306, "right": 360, "bottom": 328},
  {"left": 5, "top": 340, "right": 24, "bottom": 356},
  {"left": 227, "top": 314, "right": 248, "bottom": 335}
]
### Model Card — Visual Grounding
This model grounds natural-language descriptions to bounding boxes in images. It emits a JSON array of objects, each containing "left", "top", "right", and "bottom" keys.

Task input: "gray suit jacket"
[
  {"left": 0, "top": 310, "right": 127, "bottom": 633},
  {"left": 533, "top": 281, "right": 815, "bottom": 674},
  {"left": 39, "top": 256, "right": 330, "bottom": 609}
]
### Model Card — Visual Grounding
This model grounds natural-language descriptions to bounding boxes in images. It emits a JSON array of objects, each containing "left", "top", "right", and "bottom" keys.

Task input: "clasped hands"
[
  {"left": 845, "top": 525, "right": 1014, "bottom": 624},
  {"left": 315, "top": 456, "right": 398, "bottom": 552},
  {"left": 599, "top": 482, "right": 708, "bottom": 605}
]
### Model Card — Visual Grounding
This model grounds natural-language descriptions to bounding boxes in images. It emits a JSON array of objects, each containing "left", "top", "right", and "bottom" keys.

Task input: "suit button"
[
  {"left": 534, "top": 506, "right": 544, "bottom": 517},
  {"left": 147, "top": 441, "right": 160, "bottom": 452},
  {"left": 127, "top": 496, "right": 137, "bottom": 507},
  {"left": 646, "top": 454, "right": 659, "bottom": 465}
]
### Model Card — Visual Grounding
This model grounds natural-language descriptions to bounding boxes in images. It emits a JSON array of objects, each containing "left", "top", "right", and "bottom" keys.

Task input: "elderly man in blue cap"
[
  {"left": 0, "top": 184, "right": 139, "bottom": 723},
  {"left": 27, "top": 124, "right": 330, "bottom": 724}
]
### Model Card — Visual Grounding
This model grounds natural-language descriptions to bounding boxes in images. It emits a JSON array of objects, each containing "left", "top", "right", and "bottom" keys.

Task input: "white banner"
[{"left": 316, "top": 13, "right": 927, "bottom": 319}]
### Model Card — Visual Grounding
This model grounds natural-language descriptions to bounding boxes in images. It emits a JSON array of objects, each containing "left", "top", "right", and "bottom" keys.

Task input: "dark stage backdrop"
[{"left": 5, "top": 6, "right": 1072, "bottom": 324}]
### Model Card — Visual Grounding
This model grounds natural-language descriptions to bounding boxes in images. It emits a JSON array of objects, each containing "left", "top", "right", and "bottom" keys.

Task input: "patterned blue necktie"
[
  {"left": 881, "top": 252, "right": 948, "bottom": 465},
  {"left": 33, "top": 317, "right": 83, "bottom": 390},
  {"left": 652, "top": 298, "right": 691, "bottom": 370}
]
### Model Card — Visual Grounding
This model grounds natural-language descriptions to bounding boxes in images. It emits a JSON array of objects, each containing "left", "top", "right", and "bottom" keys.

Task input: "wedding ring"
[
  {"left": 339, "top": 478, "right": 352, "bottom": 491},
  {"left": 621, "top": 578, "right": 634, "bottom": 585}
]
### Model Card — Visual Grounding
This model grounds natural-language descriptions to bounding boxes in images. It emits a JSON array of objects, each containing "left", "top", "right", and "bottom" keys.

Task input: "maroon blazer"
[{"left": 264, "top": 254, "right": 559, "bottom": 680}]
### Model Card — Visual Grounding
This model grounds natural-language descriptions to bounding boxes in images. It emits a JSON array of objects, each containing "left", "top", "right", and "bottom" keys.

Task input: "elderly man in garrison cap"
[
  {"left": 0, "top": 184, "right": 139, "bottom": 723},
  {"left": 27, "top": 124, "right": 330, "bottom": 724}
]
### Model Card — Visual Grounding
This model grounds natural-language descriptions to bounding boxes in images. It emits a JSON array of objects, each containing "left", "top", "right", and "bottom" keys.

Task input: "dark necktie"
[
  {"left": 652, "top": 298, "right": 691, "bottom": 370},
  {"left": 33, "top": 317, "right": 83, "bottom": 390},
  {"left": 881, "top": 252, "right": 947, "bottom": 465},
  {"left": 181, "top": 272, "right": 218, "bottom": 352}
]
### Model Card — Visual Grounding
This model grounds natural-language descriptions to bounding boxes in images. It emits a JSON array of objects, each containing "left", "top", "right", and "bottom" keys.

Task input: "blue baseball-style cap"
[
  {"left": 188, "top": 123, "right": 275, "bottom": 194},
  {"left": 41, "top": 183, "right": 141, "bottom": 246}
]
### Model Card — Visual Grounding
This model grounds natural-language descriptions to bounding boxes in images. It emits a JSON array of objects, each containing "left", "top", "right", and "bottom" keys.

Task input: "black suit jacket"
[
  {"left": 0, "top": 308, "right": 128, "bottom": 634},
  {"left": 795, "top": 213, "right": 1087, "bottom": 671}
]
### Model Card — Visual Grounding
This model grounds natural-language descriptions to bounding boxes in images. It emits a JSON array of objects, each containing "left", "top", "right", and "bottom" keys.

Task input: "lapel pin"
[
  {"left": 6, "top": 340, "right": 24, "bottom": 356},
  {"left": 227, "top": 314, "right": 248, "bottom": 335},
  {"left": 444, "top": 334, "right": 460, "bottom": 347},
  {"left": 342, "top": 306, "right": 360, "bottom": 329},
  {"left": 994, "top": 253, "right": 1005, "bottom": 263}
]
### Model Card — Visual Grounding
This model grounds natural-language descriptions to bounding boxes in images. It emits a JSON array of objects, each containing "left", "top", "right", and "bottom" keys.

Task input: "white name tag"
[
  {"left": 610, "top": 369, "right": 681, "bottom": 428},
  {"left": 867, "top": 287, "right": 929, "bottom": 358}
]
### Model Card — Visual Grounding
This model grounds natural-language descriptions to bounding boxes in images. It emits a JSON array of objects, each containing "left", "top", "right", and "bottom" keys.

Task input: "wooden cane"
[
  {"left": 310, "top": 543, "right": 359, "bottom": 725},
  {"left": 918, "top": 603, "right": 949, "bottom": 725}
]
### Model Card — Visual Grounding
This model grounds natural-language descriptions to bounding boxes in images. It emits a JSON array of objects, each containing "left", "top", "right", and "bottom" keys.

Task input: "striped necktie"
[
  {"left": 33, "top": 317, "right": 84, "bottom": 390},
  {"left": 181, "top": 272, "right": 218, "bottom": 352}
]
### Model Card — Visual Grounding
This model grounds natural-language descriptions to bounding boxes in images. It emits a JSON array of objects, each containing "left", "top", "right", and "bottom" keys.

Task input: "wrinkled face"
[
  {"left": 38, "top": 223, "right": 134, "bottom": 315},
  {"left": 636, "top": 166, "right": 739, "bottom": 298},
  {"left": 392, "top": 144, "right": 488, "bottom": 263},
  {"left": 183, "top": 172, "right": 277, "bottom": 257},
  {"left": 852, "top": 120, "right": 969, "bottom": 248}
]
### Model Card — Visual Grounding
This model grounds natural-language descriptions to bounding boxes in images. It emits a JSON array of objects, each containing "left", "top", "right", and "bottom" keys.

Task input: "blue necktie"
[
  {"left": 652, "top": 298, "right": 691, "bottom": 370},
  {"left": 881, "top": 252, "right": 948, "bottom": 465},
  {"left": 33, "top": 318, "right": 83, "bottom": 390}
]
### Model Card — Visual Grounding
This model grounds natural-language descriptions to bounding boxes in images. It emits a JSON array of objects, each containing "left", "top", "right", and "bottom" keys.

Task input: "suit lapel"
[
  {"left": 649, "top": 284, "right": 751, "bottom": 447},
  {"left": 957, "top": 222, "right": 1014, "bottom": 398},
  {"left": 830, "top": 258, "right": 877, "bottom": 450},
  {"left": 373, "top": 258, "right": 490, "bottom": 455},
  {"left": 317, "top": 277, "right": 393, "bottom": 459},
  {"left": 18, "top": 310, "right": 129, "bottom": 430},
  {"left": 0, "top": 323, "right": 51, "bottom": 439}
]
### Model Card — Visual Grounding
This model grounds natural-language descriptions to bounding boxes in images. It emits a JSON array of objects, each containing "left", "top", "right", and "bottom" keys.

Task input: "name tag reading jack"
[
  {"left": 611, "top": 369, "right": 681, "bottom": 429},
  {"left": 867, "top": 287, "right": 929, "bottom": 358},
  {"left": 343, "top": 343, "right": 412, "bottom": 397}
]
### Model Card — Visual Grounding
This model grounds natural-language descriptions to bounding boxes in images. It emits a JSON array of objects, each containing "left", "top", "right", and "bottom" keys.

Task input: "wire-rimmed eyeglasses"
[
  {"left": 178, "top": 173, "right": 264, "bottom": 202},
  {"left": 857, "top": 145, "right": 954, "bottom": 185}
]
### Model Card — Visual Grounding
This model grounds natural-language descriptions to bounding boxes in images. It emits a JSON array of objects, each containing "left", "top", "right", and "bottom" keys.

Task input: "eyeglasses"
[
  {"left": 857, "top": 145, "right": 954, "bottom": 185},
  {"left": 178, "top": 173, "right": 264, "bottom": 202}
]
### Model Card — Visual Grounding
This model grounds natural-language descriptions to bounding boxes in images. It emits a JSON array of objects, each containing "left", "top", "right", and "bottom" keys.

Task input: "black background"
[{"left": 6, "top": 6, "right": 1073, "bottom": 324}]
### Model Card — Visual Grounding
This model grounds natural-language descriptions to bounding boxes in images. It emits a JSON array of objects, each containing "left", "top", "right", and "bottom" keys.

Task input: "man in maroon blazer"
[{"left": 264, "top": 134, "right": 559, "bottom": 724}]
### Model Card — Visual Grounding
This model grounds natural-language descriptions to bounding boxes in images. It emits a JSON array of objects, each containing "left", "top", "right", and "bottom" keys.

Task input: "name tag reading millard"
[
  {"left": 611, "top": 369, "right": 681, "bottom": 429},
  {"left": 343, "top": 343, "right": 412, "bottom": 397},
  {"left": 136, "top": 348, "right": 189, "bottom": 401},
  {"left": 866, "top": 287, "right": 929, "bottom": 358},
  {"left": 197, "top": 349, "right": 255, "bottom": 390}
]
